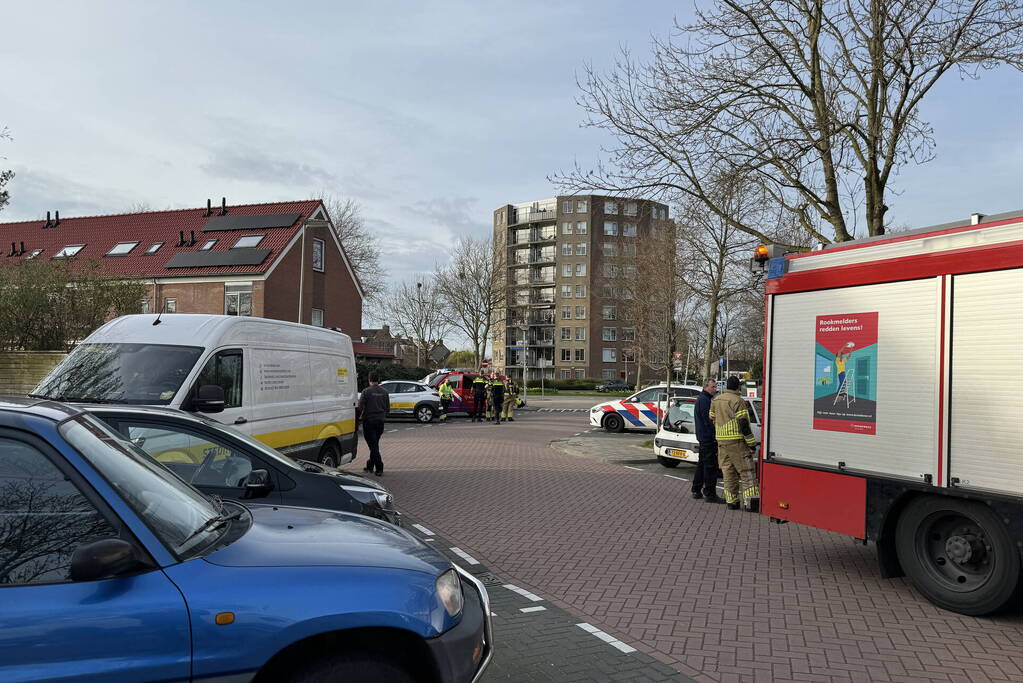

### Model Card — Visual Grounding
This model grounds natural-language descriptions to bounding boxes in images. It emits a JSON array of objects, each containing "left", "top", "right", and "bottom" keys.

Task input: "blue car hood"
[{"left": 203, "top": 504, "right": 450, "bottom": 575}]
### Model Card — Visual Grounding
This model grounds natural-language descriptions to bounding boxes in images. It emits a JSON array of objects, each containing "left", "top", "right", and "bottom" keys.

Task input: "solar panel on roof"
[
  {"left": 164, "top": 248, "right": 272, "bottom": 269},
  {"left": 202, "top": 213, "right": 301, "bottom": 232}
]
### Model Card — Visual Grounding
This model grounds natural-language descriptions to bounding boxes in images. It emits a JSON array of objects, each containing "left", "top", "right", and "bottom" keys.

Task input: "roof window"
[
  {"left": 232, "top": 235, "right": 265, "bottom": 249},
  {"left": 53, "top": 245, "right": 85, "bottom": 259},
  {"left": 147, "top": 242, "right": 164, "bottom": 254},
  {"left": 25, "top": 249, "right": 43, "bottom": 260},
  {"left": 106, "top": 241, "right": 139, "bottom": 256},
  {"left": 199, "top": 239, "right": 217, "bottom": 251}
]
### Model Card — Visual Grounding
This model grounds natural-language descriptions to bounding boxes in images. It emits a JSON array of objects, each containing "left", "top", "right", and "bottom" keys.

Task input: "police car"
[
  {"left": 378, "top": 380, "right": 442, "bottom": 423},
  {"left": 589, "top": 383, "right": 703, "bottom": 432},
  {"left": 652, "top": 396, "right": 763, "bottom": 467}
]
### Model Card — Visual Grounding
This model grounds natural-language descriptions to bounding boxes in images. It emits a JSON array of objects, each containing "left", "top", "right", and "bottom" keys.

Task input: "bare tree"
[
  {"left": 377, "top": 279, "right": 452, "bottom": 367},
  {"left": 0, "top": 127, "right": 14, "bottom": 215},
  {"left": 316, "top": 194, "right": 384, "bottom": 303},
  {"left": 434, "top": 236, "right": 505, "bottom": 371},
  {"left": 557, "top": 0, "right": 1023, "bottom": 245}
]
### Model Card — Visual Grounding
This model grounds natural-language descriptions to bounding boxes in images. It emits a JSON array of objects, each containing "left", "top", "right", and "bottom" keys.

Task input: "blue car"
[{"left": 0, "top": 399, "right": 492, "bottom": 682}]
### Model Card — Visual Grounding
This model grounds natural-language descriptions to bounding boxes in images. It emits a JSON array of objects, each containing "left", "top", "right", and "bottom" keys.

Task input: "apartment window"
[
  {"left": 604, "top": 201, "right": 618, "bottom": 214},
  {"left": 224, "top": 283, "right": 252, "bottom": 316},
  {"left": 163, "top": 298, "right": 177, "bottom": 314},
  {"left": 562, "top": 264, "right": 573, "bottom": 277},
  {"left": 53, "top": 244, "right": 85, "bottom": 259},
  {"left": 575, "top": 221, "right": 587, "bottom": 234},
  {"left": 622, "top": 349, "right": 636, "bottom": 362},
  {"left": 622, "top": 244, "right": 637, "bottom": 257},
  {"left": 624, "top": 265, "right": 637, "bottom": 279},
  {"left": 602, "top": 285, "right": 614, "bottom": 298},
  {"left": 603, "top": 222, "right": 618, "bottom": 236},
  {"left": 199, "top": 239, "right": 217, "bottom": 251},
  {"left": 575, "top": 369, "right": 585, "bottom": 379},
  {"left": 603, "top": 348, "right": 617, "bottom": 363},
  {"left": 233, "top": 235, "right": 265, "bottom": 249},
  {"left": 575, "top": 348, "right": 586, "bottom": 362},
  {"left": 624, "top": 202, "right": 638, "bottom": 217},
  {"left": 575, "top": 306, "right": 586, "bottom": 319},
  {"left": 602, "top": 243, "right": 617, "bottom": 257},
  {"left": 561, "top": 243, "right": 573, "bottom": 256},
  {"left": 602, "top": 327, "right": 617, "bottom": 341},
  {"left": 560, "top": 348, "right": 572, "bottom": 362},
  {"left": 575, "top": 284, "right": 585, "bottom": 297},
  {"left": 576, "top": 242, "right": 587, "bottom": 255},
  {"left": 623, "top": 223, "right": 637, "bottom": 237},
  {"left": 312, "top": 238, "right": 325, "bottom": 272},
  {"left": 311, "top": 308, "right": 324, "bottom": 327},
  {"left": 622, "top": 327, "right": 636, "bottom": 341},
  {"left": 146, "top": 242, "right": 163, "bottom": 254},
  {"left": 602, "top": 264, "right": 618, "bottom": 278},
  {"left": 561, "top": 327, "right": 572, "bottom": 340},
  {"left": 106, "top": 241, "right": 139, "bottom": 256},
  {"left": 576, "top": 200, "right": 587, "bottom": 212},
  {"left": 602, "top": 305, "right": 617, "bottom": 320},
  {"left": 562, "top": 200, "right": 574, "bottom": 213},
  {"left": 575, "top": 263, "right": 586, "bottom": 276},
  {"left": 560, "top": 369, "right": 572, "bottom": 379},
  {"left": 561, "top": 285, "right": 573, "bottom": 298},
  {"left": 602, "top": 369, "right": 616, "bottom": 380},
  {"left": 622, "top": 307, "right": 636, "bottom": 320},
  {"left": 139, "top": 299, "right": 150, "bottom": 314},
  {"left": 562, "top": 221, "right": 573, "bottom": 235},
  {"left": 575, "top": 327, "right": 586, "bottom": 340},
  {"left": 562, "top": 306, "right": 572, "bottom": 320}
]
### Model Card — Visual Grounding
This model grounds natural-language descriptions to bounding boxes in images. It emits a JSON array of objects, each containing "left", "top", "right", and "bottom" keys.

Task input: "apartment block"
[{"left": 492, "top": 195, "right": 672, "bottom": 382}]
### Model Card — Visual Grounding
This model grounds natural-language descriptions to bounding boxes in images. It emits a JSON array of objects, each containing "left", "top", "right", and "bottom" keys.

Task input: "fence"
[{"left": 0, "top": 351, "right": 67, "bottom": 396}]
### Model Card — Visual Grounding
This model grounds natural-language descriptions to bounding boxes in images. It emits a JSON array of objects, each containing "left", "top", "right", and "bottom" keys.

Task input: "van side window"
[{"left": 195, "top": 350, "right": 243, "bottom": 408}]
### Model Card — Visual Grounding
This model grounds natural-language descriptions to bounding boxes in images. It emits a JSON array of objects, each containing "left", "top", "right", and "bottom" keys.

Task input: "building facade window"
[
  {"left": 562, "top": 243, "right": 573, "bottom": 256},
  {"left": 575, "top": 327, "right": 586, "bottom": 340},
  {"left": 576, "top": 242, "right": 587, "bottom": 255},
  {"left": 603, "top": 348, "right": 617, "bottom": 363},
  {"left": 622, "top": 327, "right": 636, "bottom": 341},
  {"left": 575, "top": 369, "right": 585, "bottom": 379},
  {"left": 602, "top": 285, "right": 615, "bottom": 298},
  {"left": 562, "top": 221, "right": 573, "bottom": 235},
  {"left": 140, "top": 299, "right": 150, "bottom": 314},
  {"left": 562, "top": 264, "right": 573, "bottom": 277},
  {"left": 602, "top": 369, "right": 616, "bottom": 379},
  {"left": 224, "top": 283, "right": 253, "bottom": 316},
  {"left": 575, "top": 221, "right": 587, "bottom": 234},
  {"left": 622, "top": 244, "right": 637, "bottom": 257},
  {"left": 561, "top": 348, "right": 572, "bottom": 362},
  {"left": 622, "top": 349, "right": 636, "bottom": 362},
  {"left": 311, "top": 308, "right": 324, "bottom": 327},
  {"left": 574, "top": 348, "right": 586, "bottom": 362},
  {"left": 562, "top": 200, "right": 574, "bottom": 213},
  {"left": 574, "top": 263, "right": 586, "bottom": 276},
  {"left": 163, "top": 298, "right": 176, "bottom": 314},
  {"left": 561, "top": 327, "right": 572, "bottom": 340},
  {"left": 576, "top": 199, "right": 587, "bottom": 212},
  {"left": 561, "top": 285, "right": 573, "bottom": 298},
  {"left": 561, "top": 306, "right": 572, "bottom": 320},
  {"left": 604, "top": 201, "right": 618, "bottom": 214},
  {"left": 575, "top": 306, "right": 586, "bottom": 319},
  {"left": 574, "top": 284, "right": 585, "bottom": 297},
  {"left": 312, "top": 238, "right": 325, "bottom": 272},
  {"left": 624, "top": 265, "right": 637, "bottom": 279},
  {"left": 603, "top": 221, "right": 618, "bottom": 236},
  {"left": 602, "top": 243, "right": 617, "bottom": 257},
  {"left": 624, "top": 202, "right": 638, "bottom": 217},
  {"left": 560, "top": 369, "right": 572, "bottom": 379},
  {"left": 623, "top": 223, "right": 637, "bottom": 237},
  {"left": 602, "top": 305, "right": 617, "bottom": 320},
  {"left": 602, "top": 327, "right": 617, "bottom": 341}
]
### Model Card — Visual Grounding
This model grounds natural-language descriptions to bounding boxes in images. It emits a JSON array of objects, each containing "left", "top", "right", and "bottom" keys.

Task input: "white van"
[{"left": 32, "top": 314, "right": 358, "bottom": 467}]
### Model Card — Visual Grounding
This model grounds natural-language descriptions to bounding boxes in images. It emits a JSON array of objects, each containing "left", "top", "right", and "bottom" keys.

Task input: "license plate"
[{"left": 668, "top": 449, "right": 689, "bottom": 458}]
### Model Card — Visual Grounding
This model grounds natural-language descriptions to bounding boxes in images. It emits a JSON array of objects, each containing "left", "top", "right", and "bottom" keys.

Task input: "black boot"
[
  {"left": 704, "top": 495, "right": 724, "bottom": 504},
  {"left": 691, "top": 491, "right": 703, "bottom": 500},
  {"left": 726, "top": 502, "right": 740, "bottom": 510}
]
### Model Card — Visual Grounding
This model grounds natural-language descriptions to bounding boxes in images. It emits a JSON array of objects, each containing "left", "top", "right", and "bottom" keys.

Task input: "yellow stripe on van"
[{"left": 254, "top": 419, "right": 357, "bottom": 450}]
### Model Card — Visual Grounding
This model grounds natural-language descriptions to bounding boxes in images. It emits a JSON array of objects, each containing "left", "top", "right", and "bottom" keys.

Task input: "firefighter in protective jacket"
[{"left": 710, "top": 376, "right": 760, "bottom": 511}]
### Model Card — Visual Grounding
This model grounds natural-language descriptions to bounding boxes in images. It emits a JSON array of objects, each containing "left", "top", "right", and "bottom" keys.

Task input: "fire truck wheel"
[
  {"left": 895, "top": 496, "right": 1020, "bottom": 616},
  {"left": 657, "top": 456, "right": 681, "bottom": 468},
  {"left": 603, "top": 414, "right": 625, "bottom": 433},
  {"left": 414, "top": 404, "right": 436, "bottom": 423}
]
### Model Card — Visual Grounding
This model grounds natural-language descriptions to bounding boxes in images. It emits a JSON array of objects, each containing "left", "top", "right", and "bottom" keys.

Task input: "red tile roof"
[
  {"left": 0, "top": 200, "right": 323, "bottom": 277},
  {"left": 352, "top": 341, "right": 395, "bottom": 358}
]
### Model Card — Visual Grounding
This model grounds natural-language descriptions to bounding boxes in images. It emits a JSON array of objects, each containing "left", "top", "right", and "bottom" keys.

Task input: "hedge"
[{"left": 356, "top": 362, "right": 432, "bottom": 391}]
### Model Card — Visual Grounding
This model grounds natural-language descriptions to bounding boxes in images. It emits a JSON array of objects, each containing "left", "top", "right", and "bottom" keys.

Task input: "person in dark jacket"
[
  {"left": 358, "top": 371, "right": 390, "bottom": 476},
  {"left": 692, "top": 378, "right": 722, "bottom": 502},
  {"left": 471, "top": 375, "right": 489, "bottom": 422}
]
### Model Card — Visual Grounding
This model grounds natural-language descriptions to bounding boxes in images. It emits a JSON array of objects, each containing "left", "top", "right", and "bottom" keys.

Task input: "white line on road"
[
  {"left": 520, "top": 606, "right": 547, "bottom": 613},
  {"left": 412, "top": 524, "right": 434, "bottom": 536},
  {"left": 576, "top": 623, "right": 637, "bottom": 654},
  {"left": 623, "top": 466, "right": 644, "bottom": 471},
  {"left": 405, "top": 427, "right": 416, "bottom": 431},
  {"left": 663, "top": 474, "right": 688, "bottom": 481},
  {"left": 449, "top": 547, "right": 480, "bottom": 565},
  {"left": 502, "top": 584, "right": 543, "bottom": 602}
]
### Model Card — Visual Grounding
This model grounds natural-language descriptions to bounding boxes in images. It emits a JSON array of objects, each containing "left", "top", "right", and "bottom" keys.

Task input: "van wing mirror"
[{"left": 193, "top": 385, "right": 225, "bottom": 414}]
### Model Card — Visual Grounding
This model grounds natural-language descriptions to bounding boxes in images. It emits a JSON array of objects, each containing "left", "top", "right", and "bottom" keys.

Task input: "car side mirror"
[
  {"left": 70, "top": 538, "right": 150, "bottom": 582},
  {"left": 193, "top": 385, "right": 225, "bottom": 414},
  {"left": 244, "top": 469, "right": 273, "bottom": 496}
]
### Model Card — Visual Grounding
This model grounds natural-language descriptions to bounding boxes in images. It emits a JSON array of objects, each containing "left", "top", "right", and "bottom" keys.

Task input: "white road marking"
[
  {"left": 412, "top": 524, "right": 435, "bottom": 536},
  {"left": 520, "top": 606, "right": 547, "bottom": 613},
  {"left": 502, "top": 584, "right": 543, "bottom": 602},
  {"left": 449, "top": 547, "right": 480, "bottom": 565},
  {"left": 623, "top": 466, "right": 643, "bottom": 471},
  {"left": 663, "top": 474, "right": 688, "bottom": 481},
  {"left": 387, "top": 429, "right": 398, "bottom": 433},
  {"left": 405, "top": 427, "right": 415, "bottom": 431},
  {"left": 576, "top": 623, "right": 637, "bottom": 654}
]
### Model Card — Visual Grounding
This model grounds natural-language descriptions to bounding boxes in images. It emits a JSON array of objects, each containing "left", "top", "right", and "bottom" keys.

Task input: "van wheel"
[
  {"left": 657, "top": 456, "right": 680, "bottom": 468},
  {"left": 415, "top": 404, "right": 436, "bottom": 423},
  {"left": 895, "top": 496, "right": 1020, "bottom": 615},
  {"left": 603, "top": 413, "right": 625, "bottom": 433},
  {"left": 290, "top": 653, "right": 414, "bottom": 683},
  {"left": 318, "top": 442, "right": 341, "bottom": 469}
]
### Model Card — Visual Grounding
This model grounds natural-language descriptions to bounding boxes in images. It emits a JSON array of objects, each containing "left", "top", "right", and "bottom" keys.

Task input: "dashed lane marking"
[
  {"left": 623, "top": 465, "right": 644, "bottom": 471},
  {"left": 576, "top": 623, "right": 637, "bottom": 654},
  {"left": 412, "top": 523, "right": 435, "bottom": 536},
  {"left": 387, "top": 429, "right": 398, "bottom": 433},
  {"left": 502, "top": 584, "right": 543, "bottom": 602},
  {"left": 520, "top": 606, "right": 547, "bottom": 613},
  {"left": 449, "top": 547, "right": 480, "bottom": 565}
]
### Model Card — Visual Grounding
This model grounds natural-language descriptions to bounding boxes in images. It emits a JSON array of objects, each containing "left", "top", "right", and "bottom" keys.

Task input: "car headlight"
[
  {"left": 436, "top": 569, "right": 464, "bottom": 617},
  {"left": 341, "top": 485, "right": 394, "bottom": 510}
]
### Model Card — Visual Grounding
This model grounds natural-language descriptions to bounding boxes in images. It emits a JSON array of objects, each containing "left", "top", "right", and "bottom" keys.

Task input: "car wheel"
[
  {"left": 415, "top": 404, "right": 436, "bottom": 423},
  {"left": 318, "top": 442, "right": 341, "bottom": 469},
  {"left": 657, "top": 456, "right": 681, "bottom": 468},
  {"left": 895, "top": 496, "right": 1020, "bottom": 615},
  {"left": 603, "top": 413, "right": 625, "bottom": 433},
  {"left": 290, "top": 654, "right": 414, "bottom": 683}
]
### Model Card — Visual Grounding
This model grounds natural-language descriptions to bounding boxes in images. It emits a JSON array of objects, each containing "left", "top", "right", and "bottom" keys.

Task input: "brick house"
[
  {"left": 0, "top": 199, "right": 363, "bottom": 337},
  {"left": 363, "top": 325, "right": 450, "bottom": 368}
]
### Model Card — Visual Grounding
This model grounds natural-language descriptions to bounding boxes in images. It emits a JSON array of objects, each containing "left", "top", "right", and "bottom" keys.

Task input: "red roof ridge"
[{"left": 0, "top": 199, "right": 323, "bottom": 227}]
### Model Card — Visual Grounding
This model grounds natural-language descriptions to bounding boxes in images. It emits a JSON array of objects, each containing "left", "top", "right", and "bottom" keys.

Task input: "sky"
[{"left": 2, "top": 1, "right": 1022, "bottom": 323}]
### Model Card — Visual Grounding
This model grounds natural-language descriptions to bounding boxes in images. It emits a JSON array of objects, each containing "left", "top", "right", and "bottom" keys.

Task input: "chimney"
[
  {"left": 54, "top": 210, "right": 60, "bottom": 226},
  {"left": 381, "top": 324, "right": 390, "bottom": 336},
  {"left": 970, "top": 212, "right": 985, "bottom": 225},
  {"left": 205, "top": 198, "right": 213, "bottom": 217},
  {"left": 19, "top": 241, "right": 24, "bottom": 255},
  {"left": 44, "top": 211, "right": 52, "bottom": 228},
  {"left": 177, "top": 231, "right": 186, "bottom": 247},
  {"left": 8, "top": 242, "right": 14, "bottom": 256},
  {"left": 189, "top": 230, "right": 196, "bottom": 246},
  {"left": 219, "top": 197, "right": 227, "bottom": 216}
]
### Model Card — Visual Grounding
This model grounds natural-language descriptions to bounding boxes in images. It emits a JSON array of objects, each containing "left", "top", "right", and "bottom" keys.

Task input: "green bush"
[{"left": 356, "top": 362, "right": 432, "bottom": 391}]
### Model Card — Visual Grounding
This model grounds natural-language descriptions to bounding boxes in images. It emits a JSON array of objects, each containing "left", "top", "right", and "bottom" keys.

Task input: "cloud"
[
  {"left": 400, "top": 196, "right": 488, "bottom": 237},
  {"left": 201, "top": 147, "right": 337, "bottom": 187},
  {"left": 3, "top": 167, "right": 133, "bottom": 220}
]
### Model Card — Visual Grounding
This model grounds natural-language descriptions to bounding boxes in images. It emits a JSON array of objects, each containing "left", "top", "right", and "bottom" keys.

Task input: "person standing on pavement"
[
  {"left": 710, "top": 376, "right": 760, "bottom": 511},
  {"left": 692, "top": 378, "right": 722, "bottom": 503},
  {"left": 471, "top": 374, "right": 488, "bottom": 422},
  {"left": 438, "top": 379, "right": 453, "bottom": 422},
  {"left": 358, "top": 371, "right": 390, "bottom": 476},
  {"left": 502, "top": 379, "right": 518, "bottom": 422},
  {"left": 490, "top": 374, "right": 506, "bottom": 424}
]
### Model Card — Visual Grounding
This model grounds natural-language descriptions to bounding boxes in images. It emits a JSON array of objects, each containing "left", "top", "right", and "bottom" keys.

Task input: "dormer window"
[
  {"left": 53, "top": 245, "right": 85, "bottom": 259},
  {"left": 232, "top": 235, "right": 264, "bottom": 249},
  {"left": 106, "top": 241, "right": 139, "bottom": 256},
  {"left": 199, "top": 239, "right": 217, "bottom": 251}
]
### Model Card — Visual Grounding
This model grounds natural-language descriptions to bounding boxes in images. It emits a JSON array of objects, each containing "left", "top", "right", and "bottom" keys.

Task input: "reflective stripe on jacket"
[{"left": 710, "top": 390, "right": 756, "bottom": 445}]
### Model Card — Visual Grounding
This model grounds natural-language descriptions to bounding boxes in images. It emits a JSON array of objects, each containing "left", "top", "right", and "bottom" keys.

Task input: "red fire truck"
[{"left": 756, "top": 210, "right": 1023, "bottom": 615}]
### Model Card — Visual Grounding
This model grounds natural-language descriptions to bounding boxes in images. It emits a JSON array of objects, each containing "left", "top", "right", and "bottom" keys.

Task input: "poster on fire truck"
[{"left": 813, "top": 312, "right": 878, "bottom": 435}]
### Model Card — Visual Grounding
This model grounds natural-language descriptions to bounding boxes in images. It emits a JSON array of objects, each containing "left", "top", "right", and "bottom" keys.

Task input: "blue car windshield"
[
  {"left": 33, "top": 343, "right": 204, "bottom": 405},
  {"left": 59, "top": 414, "right": 226, "bottom": 558}
]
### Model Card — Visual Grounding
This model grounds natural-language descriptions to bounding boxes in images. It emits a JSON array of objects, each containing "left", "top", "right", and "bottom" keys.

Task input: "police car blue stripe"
[{"left": 618, "top": 409, "right": 644, "bottom": 426}]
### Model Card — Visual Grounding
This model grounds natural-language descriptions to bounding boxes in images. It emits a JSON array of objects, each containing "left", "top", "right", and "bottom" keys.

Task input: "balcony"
[
  {"left": 528, "top": 313, "right": 555, "bottom": 325},
  {"left": 510, "top": 210, "right": 557, "bottom": 226},
  {"left": 529, "top": 275, "right": 554, "bottom": 285},
  {"left": 528, "top": 338, "right": 555, "bottom": 347},
  {"left": 529, "top": 295, "right": 555, "bottom": 305}
]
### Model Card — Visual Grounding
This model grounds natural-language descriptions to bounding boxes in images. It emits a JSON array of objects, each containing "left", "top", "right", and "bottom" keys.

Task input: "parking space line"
[
  {"left": 663, "top": 474, "right": 688, "bottom": 481},
  {"left": 502, "top": 584, "right": 543, "bottom": 602},
  {"left": 412, "top": 523, "right": 434, "bottom": 536},
  {"left": 623, "top": 466, "right": 643, "bottom": 471},
  {"left": 520, "top": 606, "right": 547, "bottom": 613},
  {"left": 449, "top": 547, "right": 480, "bottom": 565},
  {"left": 576, "top": 623, "right": 637, "bottom": 654}
]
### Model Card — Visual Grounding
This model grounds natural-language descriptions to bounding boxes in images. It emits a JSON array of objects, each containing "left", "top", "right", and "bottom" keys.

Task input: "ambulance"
[
  {"left": 756, "top": 208, "right": 1023, "bottom": 615},
  {"left": 32, "top": 314, "right": 358, "bottom": 468},
  {"left": 589, "top": 383, "right": 702, "bottom": 432}
]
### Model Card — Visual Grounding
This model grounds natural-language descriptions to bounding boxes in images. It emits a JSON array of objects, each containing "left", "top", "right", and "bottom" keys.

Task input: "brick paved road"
[{"left": 348, "top": 414, "right": 1023, "bottom": 683}]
